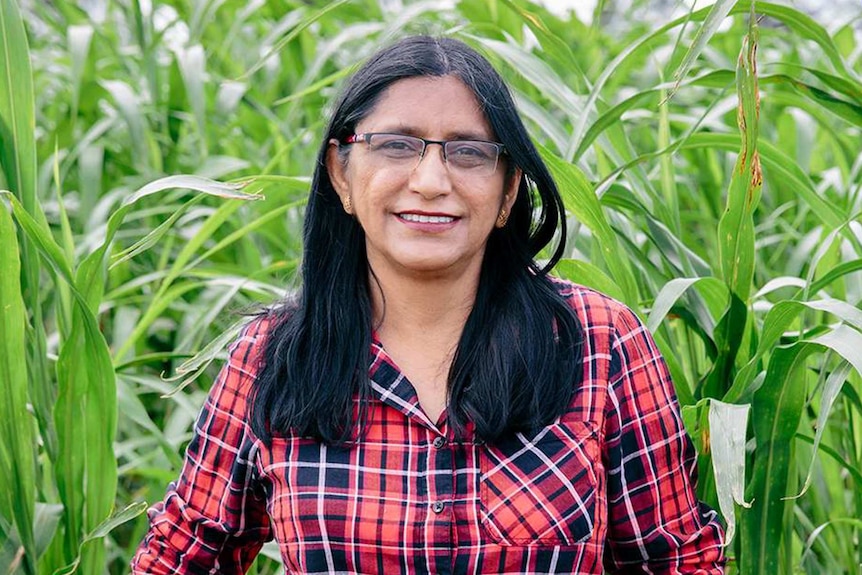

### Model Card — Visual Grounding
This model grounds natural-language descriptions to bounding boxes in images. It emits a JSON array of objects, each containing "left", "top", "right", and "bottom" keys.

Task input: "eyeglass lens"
[{"left": 364, "top": 133, "right": 501, "bottom": 175}]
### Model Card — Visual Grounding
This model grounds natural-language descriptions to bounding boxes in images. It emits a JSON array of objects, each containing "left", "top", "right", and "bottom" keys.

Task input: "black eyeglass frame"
[{"left": 341, "top": 132, "right": 507, "bottom": 172}]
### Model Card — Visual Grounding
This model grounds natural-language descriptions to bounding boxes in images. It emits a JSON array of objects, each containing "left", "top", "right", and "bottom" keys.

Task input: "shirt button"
[
  {"left": 431, "top": 501, "right": 445, "bottom": 514},
  {"left": 432, "top": 436, "right": 446, "bottom": 449}
]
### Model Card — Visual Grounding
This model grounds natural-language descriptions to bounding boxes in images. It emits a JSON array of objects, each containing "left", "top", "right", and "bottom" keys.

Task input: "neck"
[
  {"left": 366, "top": 258, "right": 485, "bottom": 424},
  {"left": 368, "top": 263, "right": 482, "bottom": 343}
]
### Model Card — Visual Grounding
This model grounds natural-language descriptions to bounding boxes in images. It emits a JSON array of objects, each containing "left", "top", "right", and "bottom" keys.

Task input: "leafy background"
[{"left": 1, "top": 0, "right": 861, "bottom": 573}]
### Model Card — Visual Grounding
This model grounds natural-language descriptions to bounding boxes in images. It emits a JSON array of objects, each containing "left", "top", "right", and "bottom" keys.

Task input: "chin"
[{"left": 398, "top": 255, "right": 479, "bottom": 278}]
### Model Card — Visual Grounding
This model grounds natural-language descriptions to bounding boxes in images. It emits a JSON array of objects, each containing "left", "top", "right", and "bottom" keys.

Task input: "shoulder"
[
  {"left": 211, "top": 310, "right": 288, "bottom": 407},
  {"left": 545, "top": 275, "right": 636, "bottom": 333},
  {"left": 225, "top": 314, "right": 274, "bottom": 370},
  {"left": 225, "top": 303, "right": 299, "bottom": 366}
]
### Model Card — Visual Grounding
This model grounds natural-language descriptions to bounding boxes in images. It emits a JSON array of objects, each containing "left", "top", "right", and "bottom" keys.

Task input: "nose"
[{"left": 410, "top": 142, "right": 452, "bottom": 198}]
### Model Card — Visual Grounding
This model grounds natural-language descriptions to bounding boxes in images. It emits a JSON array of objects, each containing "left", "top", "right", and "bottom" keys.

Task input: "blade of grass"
[
  {"left": 792, "top": 360, "right": 853, "bottom": 499},
  {"left": 708, "top": 399, "right": 752, "bottom": 545},
  {"left": 646, "top": 277, "right": 728, "bottom": 334},
  {"left": 726, "top": 298, "right": 862, "bottom": 402},
  {"left": 470, "top": 35, "right": 583, "bottom": 120},
  {"left": 717, "top": 7, "right": 760, "bottom": 302},
  {"left": 1, "top": 193, "right": 115, "bottom": 569},
  {"left": 554, "top": 259, "right": 626, "bottom": 303},
  {"left": 0, "top": 0, "right": 57, "bottom": 466},
  {"left": 0, "top": 0, "right": 36, "bottom": 214},
  {"left": 538, "top": 144, "right": 638, "bottom": 307},
  {"left": 738, "top": 1, "right": 861, "bottom": 87},
  {"left": 666, "top": 0, "right": 736, "bottom": 101},
  {"left": 240, "top": 0, "right": 351, "bottom": 79},
  {"left": 0, "top": 202, "right": 36, "bottom": 574},
  {"left": 4, "top": 171, "right": 259, "bottom": 569},
  {"left": 67, "top": 24, "right": 93, "bottom": 122},
  {"left": 569, "top": 0, "right": 862, "bottom": 161},
  {"left": 741, "top": 342, "right": 815, "bottom": 574},
  {"left": 51, "top": 502, "right": 148, "bottom": 575},
  {"left": 175, "top": 44, "right": 208, "bottom": 158}
]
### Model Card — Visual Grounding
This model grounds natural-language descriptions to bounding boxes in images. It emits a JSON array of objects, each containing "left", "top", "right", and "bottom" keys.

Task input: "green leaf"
[
  {"left": 738, "top": 1, "right": 860, "bottom": 87},
  {"left": 794, "top": 433, "right": 862, "bottom": 487},
  {"left": 67, "top": 24, "right": 93, "bottom": 119},
  {"left": 0, "top": 193, "right": 74, "bottom": 281},
  {"left": 538, "top": 145, "right": 638, "bottom": 307},
  {"left": 646, "top": 277, "right": 728, "bottom": 334},
  {"left": 51, "top": 502, "right": 147, "bottom": 575},
  {"left": 792, "top": 360, "right": 853, "bottom": 499},
  {"left": 241, "top": 0, "right": 352, "bottom": 79},
  {"left": 109, "top": 195, "right": 205, "bottom": 269},
  {"left": 667, "top": 0, "right": 736, "bottom": 98},
  {"left": 553, "top": 259, "right": 625, "bottom": 303},
  {"left": 682, "top": 133, "right": 847, "bottom": 231},
  {"left": 53, "top": 300, "right": 118, "bottom": 571},
  {"left": 717, "top": 8, "right": 760, "bottom": 302},
  {"left": 0, "top": 201, "right": 36, "bottom": 574},
  {"left": 163, "top": 318, "right": 247, "bottom": 395},
  {"left": 741, "top": 342, "right": 815, "bottom": 575},
  {"left": 0, "top": 0, "right": 56, "bottom": 477},
  {"left": 0, "top": 0, "right": 36, "bottom": 213},
  {"left": 470, "top": 36, "right": 582, "bottom": 120},
  {"left": 4, "top": 191, "right": 132, "bottom": 571},
  {"left": 32, "top": 504, "right": 63, "bottom": 559},
  {"left": 809, "top": 325, "right": 862, "bottom": 379},
  {"left": 741, "top": 325, "right": 862, "bottom": 574},
  {"left": 708, "top": 399, "right": 751, "bottom": 545},
  {"left": 800, "top": 518, "right": 862, "bottom": 569},
  {"left": 175, "top": 44, "right": 208, "bottom": 156},
  {"left": 727, "top": 298, "right": 862, "bottom": 402},
  {"left": 808, "top": 259, "right": 862, "bottom": 295}
]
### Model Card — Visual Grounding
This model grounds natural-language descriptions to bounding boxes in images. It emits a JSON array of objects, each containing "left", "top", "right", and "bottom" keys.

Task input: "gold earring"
[
  {"left": 496, "top": 208, "right": 508, "bottom": 228},
  {"left": 343, "top": 195, "right": 353, "bottom": 215}
]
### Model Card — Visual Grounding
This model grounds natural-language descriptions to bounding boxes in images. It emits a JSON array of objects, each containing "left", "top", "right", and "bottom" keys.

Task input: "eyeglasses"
[{"left": 342, "top": 132, "right": 506, "bottom": 177}]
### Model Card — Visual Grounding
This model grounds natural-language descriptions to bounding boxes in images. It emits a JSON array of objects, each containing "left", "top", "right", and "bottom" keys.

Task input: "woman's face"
[{"left": 327, "top": 75, "right": 520, "bottom": 282}]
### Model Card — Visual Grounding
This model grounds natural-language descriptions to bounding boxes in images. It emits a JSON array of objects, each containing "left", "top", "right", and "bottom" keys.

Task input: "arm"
[
  {"left": 603, "top": 303, "right": 725, "bottom": 574},
  {"left": 131, "top": 320, "right": 272, "bottom": 574}
]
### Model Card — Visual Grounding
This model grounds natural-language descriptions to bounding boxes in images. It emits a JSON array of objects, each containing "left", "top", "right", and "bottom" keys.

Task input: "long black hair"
[{"left": 250, "top": 35, "right": 584, "bottom": 444}]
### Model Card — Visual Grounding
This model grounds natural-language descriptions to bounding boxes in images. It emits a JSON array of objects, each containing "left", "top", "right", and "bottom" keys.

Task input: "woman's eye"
[
  {"left": 373, "top": 137, "right": 420, "bottom": 155},
  {"left": 386, "top": 141, "right": 412, "bottom": 150},
  {"left": 450, "top": 143, "right": 490, "bottom": 159}
]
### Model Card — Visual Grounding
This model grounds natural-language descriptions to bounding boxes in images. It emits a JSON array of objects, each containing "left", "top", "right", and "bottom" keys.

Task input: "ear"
[
  {"left": 326, "top": 139, "right": 351, "bottom": 206},
  {"left": 501, "top": 167, "right": 521, "bottom": 213}
]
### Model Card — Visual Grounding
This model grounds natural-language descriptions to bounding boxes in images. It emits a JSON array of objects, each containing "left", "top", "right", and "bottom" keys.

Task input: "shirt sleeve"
[
  {"left": 602, "top": 303, "right": 726, "bottom": 574},
  {"left": 131, "top": 319, "right": 272, "bottom": 574}
]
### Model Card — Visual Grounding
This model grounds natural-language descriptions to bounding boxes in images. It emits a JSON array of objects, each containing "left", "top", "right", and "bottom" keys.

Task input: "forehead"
[{"left": 357, "top": 75, "right": 494, "bottom": 138}]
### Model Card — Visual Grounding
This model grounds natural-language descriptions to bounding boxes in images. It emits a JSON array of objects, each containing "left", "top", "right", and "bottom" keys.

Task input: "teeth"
[{"left": 399, "top": 213, "right": 455, "bottom": 224}]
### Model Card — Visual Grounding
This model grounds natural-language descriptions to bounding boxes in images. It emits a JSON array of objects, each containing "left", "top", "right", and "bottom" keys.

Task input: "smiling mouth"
[{"left": 397, "top": 213, "right": 456, "bottom": 224}]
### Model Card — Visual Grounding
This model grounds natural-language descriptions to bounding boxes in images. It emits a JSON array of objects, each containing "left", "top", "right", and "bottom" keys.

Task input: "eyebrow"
[{"left": 371, "top": 125, "right": 495, "bottom": 141}]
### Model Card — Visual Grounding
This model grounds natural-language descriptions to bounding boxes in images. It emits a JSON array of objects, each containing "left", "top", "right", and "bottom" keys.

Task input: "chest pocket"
[{"left": 479, "top": 419, "right": 598, "bottom": 546}]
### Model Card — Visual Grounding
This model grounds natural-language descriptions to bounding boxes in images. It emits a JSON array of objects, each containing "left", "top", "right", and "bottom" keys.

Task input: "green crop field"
[{"left": 1, "top": 0, "right": 861, "bottom": 573}]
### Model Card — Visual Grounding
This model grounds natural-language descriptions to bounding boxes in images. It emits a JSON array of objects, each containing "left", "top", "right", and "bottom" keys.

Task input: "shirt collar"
[{"left": 368, "top": 337, "right": 443, "bottom": 432}]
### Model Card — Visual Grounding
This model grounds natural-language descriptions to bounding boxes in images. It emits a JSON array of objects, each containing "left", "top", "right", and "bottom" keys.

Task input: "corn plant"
[{"left": 1, "top": 0, "right": 861, "bottom": 573}]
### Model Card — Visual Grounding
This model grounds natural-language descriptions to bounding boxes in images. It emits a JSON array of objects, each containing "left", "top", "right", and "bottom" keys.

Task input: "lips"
[{"left": 398, "top": 213, "right": 456, "bottom": 224}]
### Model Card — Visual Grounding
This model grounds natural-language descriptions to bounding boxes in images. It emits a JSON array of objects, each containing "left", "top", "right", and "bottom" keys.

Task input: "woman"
[{"left": 132, "top": 36, "right": 725, "bottom": 574}]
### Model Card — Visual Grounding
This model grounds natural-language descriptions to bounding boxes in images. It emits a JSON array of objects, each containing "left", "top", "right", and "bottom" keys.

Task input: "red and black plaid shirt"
[{"left": 132, "top": 281, "right": 725, "bottom": 574}]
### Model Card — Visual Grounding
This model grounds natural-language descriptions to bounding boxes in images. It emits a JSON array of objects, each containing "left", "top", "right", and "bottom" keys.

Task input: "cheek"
[
  {"left": 349, "top": 173, "right": 403, "bottom": 221},
  {"left": 353, "top": 171, "right": 400, "bottom": 200}
]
